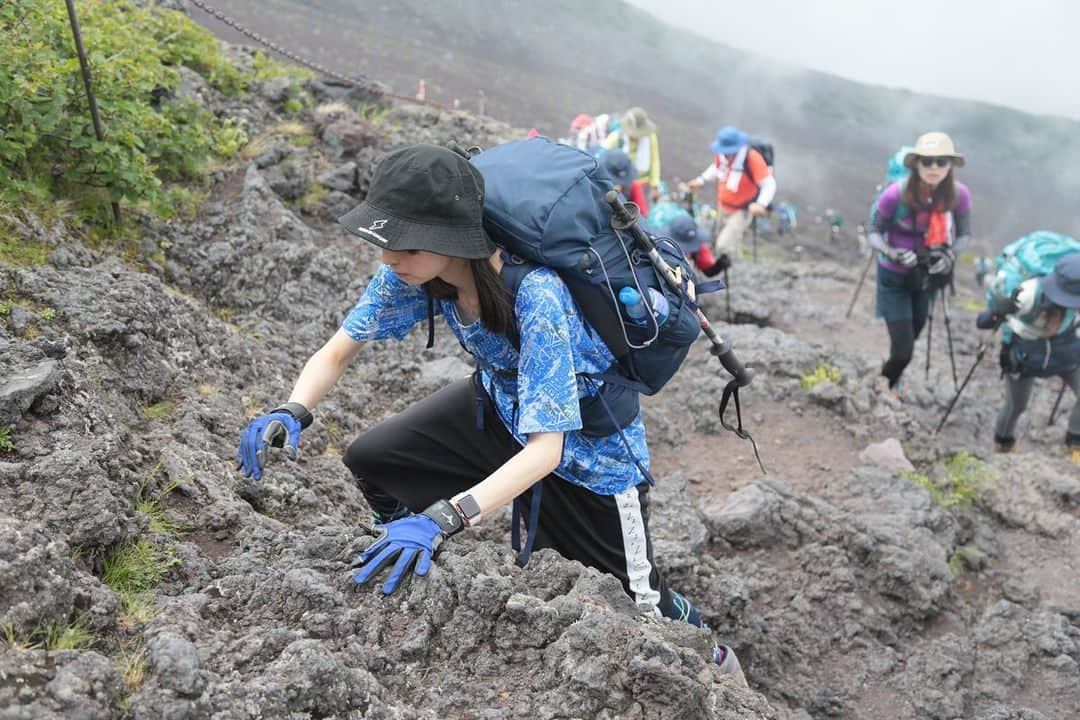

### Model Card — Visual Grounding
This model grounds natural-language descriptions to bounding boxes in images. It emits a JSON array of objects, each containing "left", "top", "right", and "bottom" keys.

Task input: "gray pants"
[{"left": 995, "top": 367, "right": 1080, "bottom": 440}]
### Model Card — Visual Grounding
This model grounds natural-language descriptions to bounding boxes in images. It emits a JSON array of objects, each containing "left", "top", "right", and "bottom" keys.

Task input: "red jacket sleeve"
[{"left": 630, "top": 180, "right": 649, "bottom": 216}]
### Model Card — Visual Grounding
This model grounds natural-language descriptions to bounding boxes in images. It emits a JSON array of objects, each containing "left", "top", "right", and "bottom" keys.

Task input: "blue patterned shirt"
[{"left": 341, "top": 264, "right": 649, "bottom": 495}]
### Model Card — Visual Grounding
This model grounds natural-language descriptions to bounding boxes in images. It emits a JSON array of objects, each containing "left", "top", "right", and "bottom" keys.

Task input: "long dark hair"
[
  {"left": 901, "top": 164, "right": 957, "bottom": 212},
  {"left": 425, "top": 259, "right": 516, "bottom": 336}
]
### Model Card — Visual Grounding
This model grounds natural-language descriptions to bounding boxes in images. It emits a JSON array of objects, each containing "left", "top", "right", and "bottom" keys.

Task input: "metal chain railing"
[{"left": 186, "top": 0, "right": 455, "bottom": 111}]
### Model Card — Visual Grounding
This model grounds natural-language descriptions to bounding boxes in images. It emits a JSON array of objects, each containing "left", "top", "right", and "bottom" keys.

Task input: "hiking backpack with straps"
[
  {"left": 747, "top": 137, "right": 774, "bottom": 169},
  {"left": 465, "top": 138, "right": 712, "bottom": 565},
  {"left": 986, "top": 231, "right": 1080, "bottom": 377},
  {"left": 867, "top": 145, "right": 913, "bottom": 227},
  {"left": 470, "top": 137, "right": 705, "bottom": 436}
]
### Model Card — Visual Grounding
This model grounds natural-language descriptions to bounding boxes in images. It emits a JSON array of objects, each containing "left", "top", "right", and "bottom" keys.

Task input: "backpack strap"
[
  {"left": 511, "top": 483, "right": 543, "bottom": 566},
  {"left": 425, "top": 295, "right": 435, "bottom": 349}
]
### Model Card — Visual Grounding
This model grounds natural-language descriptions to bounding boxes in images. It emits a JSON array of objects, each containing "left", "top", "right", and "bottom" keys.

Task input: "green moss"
[
  {"left": 801, "top": 363, "right": 843, "bottom": 392},
  {"left": 142, "top": 400, "right": 177, "bottom": 421},
  {"left": 947, "top": 550, "right": 966, "bottom": 579},
  {"left": 0, "top": 425, "right": 13, "bottom": 453},
  {"left": 904, "top": 451, "right": 996, "bottom": 509}
]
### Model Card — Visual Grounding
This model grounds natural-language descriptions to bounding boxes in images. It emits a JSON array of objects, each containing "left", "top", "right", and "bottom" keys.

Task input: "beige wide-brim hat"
[
  {"left": 904, "top": 132, "right": 965, "bottom": 168},
  {"left": 622, "top": 107, "right": 657, "bottom": 139}
]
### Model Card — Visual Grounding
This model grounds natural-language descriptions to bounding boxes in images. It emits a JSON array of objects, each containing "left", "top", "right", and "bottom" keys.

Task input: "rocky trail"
[{"left": 1, "top": 35, "right": 1078, "bottom": 720}]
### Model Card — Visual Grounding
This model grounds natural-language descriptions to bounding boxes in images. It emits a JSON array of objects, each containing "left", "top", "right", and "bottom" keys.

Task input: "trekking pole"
[
  {"left": 935, "top": 340, "right": 990, "bottom": 434},
  {"left": 940, "top": 291, "right": 959, "bottom": 391},
  {"left": 846, "top": 250, "right": 875, "bottom": 318},
  {"left": 724, "top": 267, "right": 732, "bottom": 324},
  {"left": 925, "top": 297, "right": 934, "bottom": 379},
  {"left": 605, "top": 191, "right": 764, "bottom": 472},
  {"left": 65, "top": 0, "right": 121, "bottom": 225},
  {"left": 1048, "top": 381, "right": 1067, "bottom": 426},
  {"left": 751, "top": 217, "right": 758, "bottom": 262}
]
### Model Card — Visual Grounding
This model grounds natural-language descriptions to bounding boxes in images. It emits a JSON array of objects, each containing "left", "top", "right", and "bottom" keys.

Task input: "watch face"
[{"left": 457, "top": 494, "right": 481, "bottom": 519}]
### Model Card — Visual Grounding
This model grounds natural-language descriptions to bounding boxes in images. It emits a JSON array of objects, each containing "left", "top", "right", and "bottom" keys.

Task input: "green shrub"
[
  {"left": 801, "top": 363, "right": 843, "bottom": 392},
  {"left": 0, "top": 1, "right": 248, "bottom": 227},
  {"left": 0, "top": 425, "right": 14, "bottom": 453}
]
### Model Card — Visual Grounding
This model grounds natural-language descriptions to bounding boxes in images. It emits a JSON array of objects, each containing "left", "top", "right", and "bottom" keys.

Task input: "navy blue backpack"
[
  {"left": 468, "top": 138, "right": 708, "bottom": 564},
  {"left": 471, "top": 138, "right": 703, "bottom": 434}
]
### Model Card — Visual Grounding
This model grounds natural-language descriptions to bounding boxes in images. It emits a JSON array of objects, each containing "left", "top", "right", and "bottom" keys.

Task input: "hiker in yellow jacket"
[{"left": 603, "top": 107, "right": 661, "bottom": 201}]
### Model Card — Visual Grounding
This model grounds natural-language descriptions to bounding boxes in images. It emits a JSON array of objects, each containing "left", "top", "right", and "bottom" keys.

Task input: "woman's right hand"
[{"left": 890, "top": 248, "right": 918, "bottom": 267}]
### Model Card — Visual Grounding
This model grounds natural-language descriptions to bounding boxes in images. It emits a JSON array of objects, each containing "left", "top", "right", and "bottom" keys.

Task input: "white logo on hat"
[{"left": 368, "top": 219, "right": 388, "bottom": 230}]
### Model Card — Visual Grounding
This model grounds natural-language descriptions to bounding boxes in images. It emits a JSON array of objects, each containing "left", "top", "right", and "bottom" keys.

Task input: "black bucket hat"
[
  {"left": 339, "top": 144, "right": 496, "bottom": 259},
  {"left": 1043, "top": 252, "right": 1080, "bottom": 308}
]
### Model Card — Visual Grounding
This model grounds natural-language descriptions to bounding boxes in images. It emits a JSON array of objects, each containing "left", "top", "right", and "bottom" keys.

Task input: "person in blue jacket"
[{"left": 236, "top": 144, "right": 745, "bottom": 680}]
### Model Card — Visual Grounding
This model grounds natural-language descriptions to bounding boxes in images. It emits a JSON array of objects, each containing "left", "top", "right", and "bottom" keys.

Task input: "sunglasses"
[{"left": 918, "top": 156, "right": 952, "bottom": 168}]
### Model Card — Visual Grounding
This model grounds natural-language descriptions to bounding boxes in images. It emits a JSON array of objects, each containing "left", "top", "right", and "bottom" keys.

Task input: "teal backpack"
[
  {"left": 986, "top": 232, "right": 1080, "bottom": 307},
  {"left": 867, "top": 145, "right": 914, "bottom": 226},
  {"left": 987, "top": 231, "right": 1080, "bottom": 376}
]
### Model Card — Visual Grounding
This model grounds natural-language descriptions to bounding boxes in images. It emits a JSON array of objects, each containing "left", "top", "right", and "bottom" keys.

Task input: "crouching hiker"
[
  {"left": 236, "top": 144, "right": 746, "bottom": 680},
  {"left": 978, "top": 250, "right": 1080, "bottom": 462}
]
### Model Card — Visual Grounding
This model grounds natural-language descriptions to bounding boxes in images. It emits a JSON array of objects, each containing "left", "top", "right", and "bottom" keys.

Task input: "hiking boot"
[
  {"left": 711, "top": 645, "right": 748, "bottom": 688},
  {"left": 873, "top": 375, "right": 903, "bottom": 405},
  {"left": 993, "top": 434, "right": 1017, "bottom": 454},
  {"left": 702, "top": 253, "right": 731, "bottom": 278}
]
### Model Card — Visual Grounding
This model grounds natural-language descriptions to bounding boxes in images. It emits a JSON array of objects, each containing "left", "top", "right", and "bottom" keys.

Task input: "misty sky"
[{"left": 626, "top": 0, "right": 1080, "bottom": 121}]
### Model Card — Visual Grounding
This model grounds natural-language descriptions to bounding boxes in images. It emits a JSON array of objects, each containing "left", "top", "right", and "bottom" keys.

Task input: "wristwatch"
[{"left": 453, "top": 494, "right": 482, "bottom": 526}]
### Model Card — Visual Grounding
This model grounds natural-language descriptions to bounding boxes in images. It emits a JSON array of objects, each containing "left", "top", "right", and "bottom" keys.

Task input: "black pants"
[
  {"left": 882, "top": 309, "right": 931, "bottom": 387},
  {"left": 342, "top": 377, "right": 696, "bottom": 625}
]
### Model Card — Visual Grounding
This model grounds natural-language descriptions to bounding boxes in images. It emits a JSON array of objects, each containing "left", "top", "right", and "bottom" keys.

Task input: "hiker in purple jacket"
[{"left": 866, "top": 132, "right": 972, "bottom": 395}]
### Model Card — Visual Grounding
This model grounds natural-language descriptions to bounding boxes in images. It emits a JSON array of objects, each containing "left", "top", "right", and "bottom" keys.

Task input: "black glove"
[
  {"left": 990, "top": 295, "right": 1020, "bottom": 317},
  {"left": 998, "top": 342, "right": 1018, "bottom": 374},
  {"left": 927, "top": 247, "right": 955, "bottom": 276}
]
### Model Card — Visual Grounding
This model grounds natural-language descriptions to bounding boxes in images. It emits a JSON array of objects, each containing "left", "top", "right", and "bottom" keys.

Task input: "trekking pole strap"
[{"left": 718, "top": 379, "right": 766, "bottom": 475}]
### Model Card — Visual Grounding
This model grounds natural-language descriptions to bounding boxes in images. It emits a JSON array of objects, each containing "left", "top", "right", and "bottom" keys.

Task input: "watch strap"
[{"left": 422, "top": 499, "right": 464, "bottom": 537}]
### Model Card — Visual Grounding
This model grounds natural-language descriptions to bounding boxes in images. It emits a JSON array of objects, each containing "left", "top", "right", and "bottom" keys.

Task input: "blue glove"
[
  {"left": 236, "top": 402, "right": 311, "bottom": 481},
  {"left": 351, "top": 499, "right": 464, "bottom": 595}
]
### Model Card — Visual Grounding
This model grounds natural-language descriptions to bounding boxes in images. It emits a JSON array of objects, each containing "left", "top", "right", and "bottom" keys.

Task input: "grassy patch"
[
  {"left": 102, "top": 539, "right": 177, "bottom": 594},
  {"left": 117, "top": 645, "right": 147, "bottom": 693},
  {"left": 357, "top": 102, "right": 393, "bottom": 126},
  {"left": 904, "top": 451, "right": 996, "bottom": 509},
  {"left": 0, "top": 236, "right": 51, "bottom": 267},
  {"left": 0, "top": 425, "right": 13, "bottom": 453},
  {"left": 42, "top": 618, "right": 96, "bottom": 651},
  {"left": 962, "top": 297, "right": 986, "bottom": 313},
  {"left": 1, "top": 618, "right": 97, "bottom": 651},
  {"left": 947, "top": 550, "right": 966, "bottom": 579},
  {"left": 141, "top": 400, "right": 178, "bottom": 421},
  {"left": 102, "top": 537, "right": 179, "bottom": 627},
  {"left": 800, "top": 363, "right": 843, "bottom": 392},
  {"left": 276, "top": 120, "right": 315, "bottom": 147}
]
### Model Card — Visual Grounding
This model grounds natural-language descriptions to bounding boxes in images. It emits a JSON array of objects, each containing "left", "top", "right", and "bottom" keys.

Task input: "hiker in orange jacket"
[{"left": 687, "top": 126, "right": 776, "bottom": 274}]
